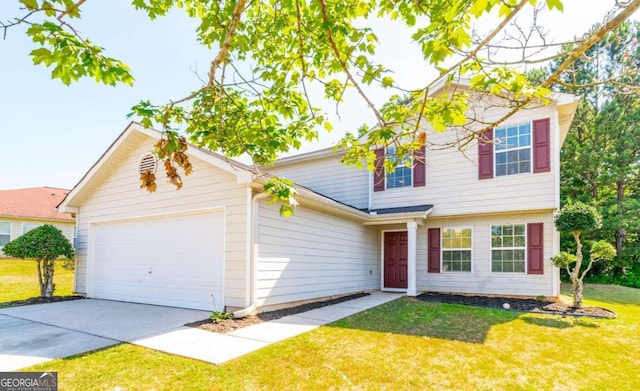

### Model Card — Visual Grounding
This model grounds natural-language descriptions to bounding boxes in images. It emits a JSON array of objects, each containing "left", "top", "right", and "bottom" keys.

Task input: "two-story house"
[{"left": 58, "top": 83, "right": 578, "bottom": 313}]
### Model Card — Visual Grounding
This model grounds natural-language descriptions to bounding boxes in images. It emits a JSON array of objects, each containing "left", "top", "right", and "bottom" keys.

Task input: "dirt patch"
[
  {"left": 417, "top": 292, "right": 616, "bottom": 318},
  {"left": 0, "top": 295, "right": 84, "bottom": 308},
  {"left": 186, "top": 292, "right": 370, "bottom": 334}
]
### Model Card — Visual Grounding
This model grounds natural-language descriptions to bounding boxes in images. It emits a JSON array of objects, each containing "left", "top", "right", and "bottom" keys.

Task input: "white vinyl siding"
[
  {"left": 256, "top": 200, "right": 378, "bottom": 307},
  {"left": 416, "top": 211, "right": 557, "bottom": 297},
  {"left": 269, "top": 154, "right": 369, "bottom": 209},
  {"left": 371, "top": 104, "right": 558, "bottom": 217},
  {"left": 73, "top": 136, "right": 248, "bottom": 308}
]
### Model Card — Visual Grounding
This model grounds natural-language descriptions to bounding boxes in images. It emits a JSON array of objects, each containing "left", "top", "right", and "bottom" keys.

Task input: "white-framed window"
[
  {"left": 495, "top": 122, "right": 531, "bottom": 176},
  {"left": 442, "top": 226, "right": 472, "bottom": 272},
  {"left": 491, "top": 224, "right": 526, "bottom": 272},
  {"left": 0, "top": 222, "right": 10, "bottom": 246},
  {"left": 23, "top": 223, "right": 43, "bottom": 235},
  {"left": 386, "top": 146, "right": 412, "bottom": 189}
]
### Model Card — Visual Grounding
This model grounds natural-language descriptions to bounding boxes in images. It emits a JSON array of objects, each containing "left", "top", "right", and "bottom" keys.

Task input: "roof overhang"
[
  {"left": 364, "top": 205, "right": 433, "bottom": 225},
  {"left": 248, "top": 179, "right": 433, "bottom": 224},
  {"left": 554, "top": 93, "right": 581, "bottom": 147}
]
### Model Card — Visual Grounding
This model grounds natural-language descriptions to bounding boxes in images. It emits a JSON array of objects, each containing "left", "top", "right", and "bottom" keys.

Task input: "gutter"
[{"left": 233, "top": 192, "right": 270, "bottom": 318}]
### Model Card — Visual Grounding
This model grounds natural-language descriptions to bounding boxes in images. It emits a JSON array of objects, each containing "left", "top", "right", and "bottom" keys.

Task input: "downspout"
[
  {"left": 552, "top": 105, "right": 562, "bottom": 298},
  {"left": 233, "top": 191, "right": 270, "bottom": 318},
  {"left": 368, "top": 167, "right": 372, "bottom": 211}
]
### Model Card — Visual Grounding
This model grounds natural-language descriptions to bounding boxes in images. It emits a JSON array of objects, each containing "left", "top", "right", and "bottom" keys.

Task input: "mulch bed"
[
  {"left": 417, "top": 292, "right": 616, "bottom": 318},
  {"left": 0, "top": 295, "right": 84, "bottom": 308},
  {"left": 186, "top": 292, "right": 370, "bottom": 334}
]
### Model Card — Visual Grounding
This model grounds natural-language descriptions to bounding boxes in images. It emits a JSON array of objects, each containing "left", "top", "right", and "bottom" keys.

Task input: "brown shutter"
[
  {"left": 527, "top": 223, "right": 544, "bottom": 274},
  {"left": 478, "top": 129, "right": 493, "bottom": 179},
  {"left": 533, "top": 118, "right": 551, "bottom": 173},
  {"left": 413, "top": 145, "right": 426, "bottom": 187},
  {"left": 373, "top": 148, "right": 385, "bottom": 192},
  {"left": 428, "top": 228, "right": 441, "bottom": 273}
]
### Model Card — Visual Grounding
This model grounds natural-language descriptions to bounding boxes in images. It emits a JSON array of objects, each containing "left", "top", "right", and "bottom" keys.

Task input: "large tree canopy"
[
  {"left": 3, "top": 0, "right": 640, "bottom": 212},
  {"left": 555, "top": 20, "right": 640, "bottom": 283}
]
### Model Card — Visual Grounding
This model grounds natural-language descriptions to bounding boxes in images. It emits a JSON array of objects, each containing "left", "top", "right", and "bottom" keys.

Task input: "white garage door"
[{"left": 91, "top": 212, "right": 224, "bottom": 311}]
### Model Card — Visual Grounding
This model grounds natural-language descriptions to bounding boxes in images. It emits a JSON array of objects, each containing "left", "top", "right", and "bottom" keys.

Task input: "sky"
[{"left": 0, "top": 0, "right": 637, "bottom": 191}]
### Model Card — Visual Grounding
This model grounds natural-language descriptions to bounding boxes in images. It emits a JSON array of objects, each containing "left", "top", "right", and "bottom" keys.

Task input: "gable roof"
[
  {"left": 0, "top": 187, "right": 74, "bottom": 222},
  {"left": 58, "top": 122, "right": 257, "bottom": 212},
  {"left": 274, "top": 79, "right": 579, "bottom": 166},
  {"left": 58, "top": 122, "right": 433, "bottom": 224}
]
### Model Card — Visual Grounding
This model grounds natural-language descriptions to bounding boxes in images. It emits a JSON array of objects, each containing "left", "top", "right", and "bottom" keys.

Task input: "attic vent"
[{"left": 138, "top": 152, "right": 158, "bottom": 175}]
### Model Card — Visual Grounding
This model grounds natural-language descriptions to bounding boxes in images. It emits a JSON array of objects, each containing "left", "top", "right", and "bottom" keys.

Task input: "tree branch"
[
  {"left": 56, "top": 0, "right": 87, "bottom": 21},
  {"left": 208, "top": 0, "right": 248, "bottom": 88},
  {"left": 316, "top": 0, "right": 384, "bottom": 125}
]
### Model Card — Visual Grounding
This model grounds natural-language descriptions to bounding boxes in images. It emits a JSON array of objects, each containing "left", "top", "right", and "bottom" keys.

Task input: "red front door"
[{"left": 384, "top": 231, "right": 408, "bottom": 289}]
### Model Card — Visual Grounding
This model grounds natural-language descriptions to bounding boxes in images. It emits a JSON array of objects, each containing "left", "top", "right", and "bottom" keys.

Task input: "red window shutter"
[
  {"left": 533, "top": 118, "right": 551, "bottom": 173},
  {"left": 527, "top": 223, "right": 544, "bottom": 274},
  {"left": 413, "top": 145, "right": 426, "bottom": 187},
  {"left": 373, "top": 148, "right": 385, "bottom": 192},
  {"left": 428, "top": 228, "right": 441, "bottom": 273},
  {"left": 478, "top": 129, "right": 493, "bottom": 179}
]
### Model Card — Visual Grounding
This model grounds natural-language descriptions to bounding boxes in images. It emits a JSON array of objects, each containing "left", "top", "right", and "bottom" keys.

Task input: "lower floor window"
[
  {"left": 442, "top": 227, "right": 472, "bottom": 272},
  {"left": 0, "top": 222, "right": 9, "bottom": 246},
  {"left": 491, "top": 224, "right": 525, "bottom": 272},
  {"left": 22, "top": 223, "right": 42, "bottom": 235}
]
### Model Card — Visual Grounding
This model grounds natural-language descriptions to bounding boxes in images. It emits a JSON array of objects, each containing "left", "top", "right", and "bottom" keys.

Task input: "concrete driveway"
[{"left": 0, "top": 299, "right": 209, "bottom": 371}]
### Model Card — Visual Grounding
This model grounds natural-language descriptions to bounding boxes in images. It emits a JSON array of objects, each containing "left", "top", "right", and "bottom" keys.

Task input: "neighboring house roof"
[{"left": 0, "top": 187, "right": 74, "bottom": 222}]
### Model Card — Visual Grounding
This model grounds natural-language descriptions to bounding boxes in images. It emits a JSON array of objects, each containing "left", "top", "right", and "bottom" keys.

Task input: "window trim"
[
  {"left": 0, "top": 221, "right": 11, "bottom": 247},
  {"left": 493, "top": 121, "right": 533, "bottom": 177},
  {"left": 441, "top": 226, "right": 473, "bottom": 273},
  {"left": 490, "top": 223, "right": 527, "bottom": 274}
]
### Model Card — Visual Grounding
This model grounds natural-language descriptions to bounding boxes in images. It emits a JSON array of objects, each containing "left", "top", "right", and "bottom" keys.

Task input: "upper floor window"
[
  {"left": 479, "top": 118, "right": 550, "bottom": 180},
  {"left": 491, "top": 224, "right": 526, "bottom": 272},
  {"left": 385, "top": 146, "right": 412, "bottom": 189},
  {"left": 442, "top": 227, "right": 472, "bottom": 272},
  {"left": 494, "top": 122, "right": 531, "bottom": 176},
  {"left": 0, "top": 222, "right": 10, "bottom": 246},
  {"left": 23, "top": 223, "right": 43, "bottom": 235}
]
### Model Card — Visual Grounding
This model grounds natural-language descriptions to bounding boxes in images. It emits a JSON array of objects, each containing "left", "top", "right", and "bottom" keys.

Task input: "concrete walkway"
[
  {"left": 135, "top": 292, "right": 402, "bottom": 364},
  {"left": 1, "top": 292, "right": 401, "bottom": 370}
]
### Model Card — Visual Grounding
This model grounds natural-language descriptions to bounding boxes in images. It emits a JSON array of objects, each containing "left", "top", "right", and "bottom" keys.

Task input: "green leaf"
[
  {"left": 381, "top": 76, "right": 394, "bottom": 88},
  {"left": 20, "top": 0, "right": 39, "bottom": 9},
  {"left": 546, "top": 0, "right": 564, "bottom": 11}
]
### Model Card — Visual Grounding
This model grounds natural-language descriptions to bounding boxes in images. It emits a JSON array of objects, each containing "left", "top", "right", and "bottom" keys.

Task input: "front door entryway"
[{"left": 384, "top": 231, "right": 408, "bottom": 289}]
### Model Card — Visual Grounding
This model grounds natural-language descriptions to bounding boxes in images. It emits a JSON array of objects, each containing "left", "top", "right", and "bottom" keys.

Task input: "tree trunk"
[
  {"left": 615, "top": 180, "right": 625, "bottom": 257},
  {"left": 42, "top": 259, "right": 56, "bottom": 298},
  {"left": 572, "top": 277, "right": 584, "bottom": 308},
  {"left": 36, "top": 259, "right": 46, "bottom": 297},
  {"left": 571, "top": 232, "right": 584, "bottom": 308}
]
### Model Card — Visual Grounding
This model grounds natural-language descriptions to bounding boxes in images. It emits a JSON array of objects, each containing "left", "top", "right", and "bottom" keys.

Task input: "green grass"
[
  {"left": 24, "top": 283, "right": 640, "bottom": 390},
  {"left": 0, "top": 258, "right": 74, "bottom": 303}
]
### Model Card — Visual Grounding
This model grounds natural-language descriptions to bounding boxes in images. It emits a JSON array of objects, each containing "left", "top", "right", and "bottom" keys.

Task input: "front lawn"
[
  {"left": 25, "top": 283, "right": 640, "bottom": 390},
  {"left": 0, "top": 258, "right": 74, "bottom": 303}
]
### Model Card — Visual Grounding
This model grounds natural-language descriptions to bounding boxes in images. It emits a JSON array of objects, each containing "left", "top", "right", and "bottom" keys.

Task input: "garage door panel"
[{"left": 91, "top": 212, "right": 224, "bottom": 311}]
